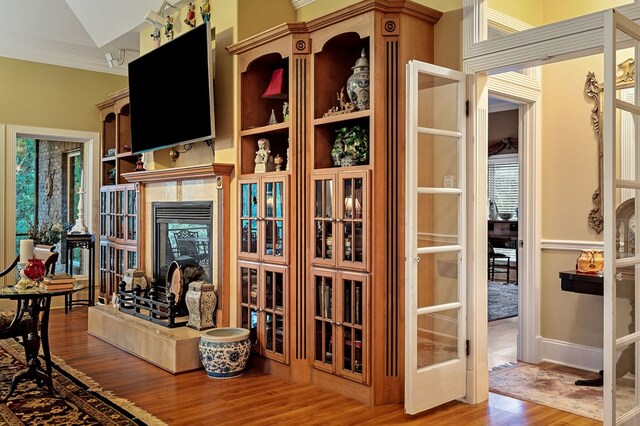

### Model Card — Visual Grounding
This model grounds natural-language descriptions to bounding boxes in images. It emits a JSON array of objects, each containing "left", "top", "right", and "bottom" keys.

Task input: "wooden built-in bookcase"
[
  {"left": 229, "top": 0, "right": 441, "bottom": 405},
  {"left": 96, "top": 89, "right": 139, "bottom": 303}
]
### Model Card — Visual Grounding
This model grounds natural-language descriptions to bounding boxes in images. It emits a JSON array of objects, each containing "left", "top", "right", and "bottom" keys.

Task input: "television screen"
[{"left": 129, "top": 22, "right": 215, "bottom": 154}]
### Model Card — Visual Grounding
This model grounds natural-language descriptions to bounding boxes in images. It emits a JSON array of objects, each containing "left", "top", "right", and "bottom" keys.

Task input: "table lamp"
[{"left": 16, "top": 239, "right": 34, "bottom": 289}]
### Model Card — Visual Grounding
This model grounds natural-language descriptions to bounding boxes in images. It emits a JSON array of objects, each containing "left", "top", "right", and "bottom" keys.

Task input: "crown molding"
[
  {"left": 0, "top": 40, "right": 127, "bottom": 76},
  {"left": 291, "top": 0, "right": 316, "bottom": 9}
]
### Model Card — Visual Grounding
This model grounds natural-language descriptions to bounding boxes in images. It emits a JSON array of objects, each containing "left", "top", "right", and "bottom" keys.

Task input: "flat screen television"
[{"left": 129, "top": 22, "right": 215, "bottom": 154}]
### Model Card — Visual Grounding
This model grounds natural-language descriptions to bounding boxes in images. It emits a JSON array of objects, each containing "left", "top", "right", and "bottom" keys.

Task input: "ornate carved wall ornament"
[
  {"left": 585, "top": 58, "right": 635, "bottom": 234},
  {"left": 585, "top": 71, "right": 603, "bottom": 234}
]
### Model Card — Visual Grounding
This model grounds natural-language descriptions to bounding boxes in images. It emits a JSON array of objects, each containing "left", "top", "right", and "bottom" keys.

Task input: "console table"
[
  {"left": 559, "top": 270, "right": 635, "bottom": 386},
  {"left": 65, "top": 234, "right": 95, "bottom": 313}
]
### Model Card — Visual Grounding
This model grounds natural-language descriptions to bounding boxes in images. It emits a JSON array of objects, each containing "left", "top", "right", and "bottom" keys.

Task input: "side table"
[{"left": 65, "top": 233, "right": 95, "bottom": 313}]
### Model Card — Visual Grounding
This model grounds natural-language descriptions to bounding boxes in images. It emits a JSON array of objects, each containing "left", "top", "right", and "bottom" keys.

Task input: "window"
[
  {"left": 15, "top": 138, "right": 36, "bottom": 254},
  {"left": 66, "top": 149, "right": 85, "bottom": 275},
  {"left": 488, "top": 154, "right": 518, "bottom": 216}
]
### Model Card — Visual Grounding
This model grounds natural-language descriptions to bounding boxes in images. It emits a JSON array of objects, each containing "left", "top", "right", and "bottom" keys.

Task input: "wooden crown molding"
[{"left": 122, "top": 163, "right": 234, "bottom": 184}]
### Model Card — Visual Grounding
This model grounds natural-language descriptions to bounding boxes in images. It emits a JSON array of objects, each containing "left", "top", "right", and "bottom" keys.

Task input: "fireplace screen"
[{"left": 153, "top": 201, "right": 213, "bottom": 290}]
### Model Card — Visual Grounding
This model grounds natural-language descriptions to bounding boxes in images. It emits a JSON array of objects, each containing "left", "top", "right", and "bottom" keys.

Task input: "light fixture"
[
  {"left": 145, "top": 1, "right": 177, "bottom": 28},
  {"left": 105, "top": 49, "right": 136, "bottom": 69}
]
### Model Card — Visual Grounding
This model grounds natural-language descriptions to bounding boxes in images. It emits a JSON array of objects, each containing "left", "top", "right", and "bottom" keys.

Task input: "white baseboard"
[{"left": 541, "top": 337, "right": 602, "bottom": 372}]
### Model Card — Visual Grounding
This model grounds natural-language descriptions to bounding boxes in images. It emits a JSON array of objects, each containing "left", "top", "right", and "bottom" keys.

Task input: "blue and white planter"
[{"left": 199, "top": 328, "right": 250, "bottom": 379}]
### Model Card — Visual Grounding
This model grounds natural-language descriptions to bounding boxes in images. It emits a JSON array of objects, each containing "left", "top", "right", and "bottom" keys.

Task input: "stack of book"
[{"left": 41, "top": 273, "right": 76, "bottom": 290}]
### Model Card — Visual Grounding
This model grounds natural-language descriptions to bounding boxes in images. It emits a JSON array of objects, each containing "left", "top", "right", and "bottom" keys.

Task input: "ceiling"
[
  {"left": 0, "top": 0, "right": 189, "bottom": 76},
  {"left": 0, "top": 0, "right": 313, "bottom": 76}
]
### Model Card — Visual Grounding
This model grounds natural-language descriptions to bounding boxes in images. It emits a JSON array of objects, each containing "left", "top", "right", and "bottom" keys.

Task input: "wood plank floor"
[{"left": 45, "top": 308, "right": 599, "bottom": 425}]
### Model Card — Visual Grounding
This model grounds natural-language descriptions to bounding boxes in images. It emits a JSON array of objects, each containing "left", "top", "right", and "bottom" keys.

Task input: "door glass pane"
[
  {"left": 616, "top": 265, "right": 636, "bottom": 339},
  {"left": 265, "top": 269, "right": 273, "bottom": 308},
  {"left": 616, "top": 104, "right": 636, "bottom": 185},
  {"left": 265, "top": 182, "right": 274, "bottom": 218},
  {"left": 615, "top": 342, "right": 636, "bottom": 420},
  {"left": 343, "top": 178, "right": 353, "bottom": 219},
  {"left": 266, "top": 313, "right": 273, "bottom": 351},
  {"left": 241, "top": 219, "right": 249, "bottom": 253},
  {"left": 275, "top": 271, "right": 283, "bottom": 310},
  {"left": 325, "top": 222, "right": 333, "bottom": 259},
  {"left": 417, "top": 133, "right": 459, "bottom": 189},
  {"left": 250, "top": 183, "right": 258, "bottom": 217},
  {"left": 250, "top": 219, "right": 258, "bottom": 253},
  {"left": 241, "top": 183, "right": 250, "bottom": 217},
  {"left": 315, "top": 180, "right": 323, "bottom": 217},
  {"left": 275, "top": 313, "right": 284, "bottom": 354},
  {"left": 417, "top": 193, "right": 459, "bottom": 247},
  {"left": 275, "top": 182, "right": 283, "bottom": 218},
  {"left": 275, "top": 220, "right": 283, "bottom": 256},
  {"left": 265, "top": 220, "right": 274, "bottom": 256},
  {"left": 417, "top": 252, "right": 459, "bottom": 308},
  {"left": 616, "top": 194, "right": 637, "bottom": 261},
  {"left": 325, "top": 180, "right": 333, "bottom": 217},
  {"left": 417, "top": 72, "right": 458, "bottom": 132},
  {"left": 416, "top": 308, "right": 459, "bottom": 368}
]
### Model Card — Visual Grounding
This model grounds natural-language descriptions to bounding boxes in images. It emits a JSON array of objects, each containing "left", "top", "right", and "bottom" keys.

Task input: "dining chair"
[{"left": 488, "top": 243, "right": 511, "bottom": 282}]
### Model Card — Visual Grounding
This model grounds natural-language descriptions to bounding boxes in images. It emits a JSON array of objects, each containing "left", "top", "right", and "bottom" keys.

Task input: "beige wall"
[
  {"left": 541, "top": 55, "right": 603, "bottom": 347},
  {"left": 488, "top": 109, "right": 517, "bottom": 142},
  {"left": 0, "top": 57, "right": 127, "bottom": 131}
]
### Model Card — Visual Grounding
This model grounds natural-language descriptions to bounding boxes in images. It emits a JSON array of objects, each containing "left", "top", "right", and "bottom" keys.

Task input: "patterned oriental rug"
[
  {"left": 488, "top": 281, "right": 518, "bottom": 321},
  {"left": 490, "top": 362, "right": 634, "bottom": 421},
  {"left": 0, "top": 338, "right": 166, "bottom": 425}
]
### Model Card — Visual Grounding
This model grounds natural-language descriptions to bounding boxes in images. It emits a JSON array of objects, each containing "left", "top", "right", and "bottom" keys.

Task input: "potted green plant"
[{"left": 332, "top": 124, "right": 369, "bottom": 167}]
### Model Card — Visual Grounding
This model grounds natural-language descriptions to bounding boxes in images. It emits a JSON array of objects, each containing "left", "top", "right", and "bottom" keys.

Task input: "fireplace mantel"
[
  {"left": 122, "top": 163, "right": 233, "bottom": 184},
  {"left": 122, "top": 162, "right": 234, "bottom": 327}
]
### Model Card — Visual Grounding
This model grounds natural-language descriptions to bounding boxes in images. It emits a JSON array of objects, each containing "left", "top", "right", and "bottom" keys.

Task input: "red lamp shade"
[{"left": 262, "top": 68, "right": 287, "bottom": 99}]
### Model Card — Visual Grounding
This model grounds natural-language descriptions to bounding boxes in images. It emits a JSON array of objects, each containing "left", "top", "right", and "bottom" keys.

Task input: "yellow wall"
[
  {"left": 0, "top": 57, "right": 127, "bottom": 131},
  {"left": 489, "top": 0, "right": 543, "bottom": 26},
  {"left": 542, "top": 0, "right": 630, "bottom": 25}
]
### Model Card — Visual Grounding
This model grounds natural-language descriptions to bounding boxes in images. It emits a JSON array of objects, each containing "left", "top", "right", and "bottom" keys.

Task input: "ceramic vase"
[
  {"left": 185, "top": 281, "right": 217, "bottom": 330},
  {"left": 346, "top": 48, "right": 370, "bottom": 111},
  {"left": 199, "top": 328, "right": 251, "bottom": 378}
]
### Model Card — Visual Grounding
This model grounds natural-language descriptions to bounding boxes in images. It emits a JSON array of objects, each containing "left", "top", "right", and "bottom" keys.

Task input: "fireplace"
[{"left": 153, "top": 201, "right": 213, "bottom": 311}]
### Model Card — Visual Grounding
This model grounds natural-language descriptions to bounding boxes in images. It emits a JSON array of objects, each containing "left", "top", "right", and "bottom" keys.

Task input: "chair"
[{"left": 488, "top": 243, "right": 511, "bottom": 282}]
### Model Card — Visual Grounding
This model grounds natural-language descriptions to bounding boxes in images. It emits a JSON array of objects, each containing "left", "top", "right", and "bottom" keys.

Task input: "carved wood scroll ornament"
[{"left": 585, "top": 71, "right": 603, "bottom": 234}]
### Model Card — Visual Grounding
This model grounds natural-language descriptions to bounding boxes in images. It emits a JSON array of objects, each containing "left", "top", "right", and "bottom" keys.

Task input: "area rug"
[
  {"left": 489, "top": 362, "right": 635, "bottom": 421},
  {"left": 0, "top": 338, "right": 166, "bottom": 425},
  {"left": 488, "top": 281, "right": 518, "bottom": 321}
]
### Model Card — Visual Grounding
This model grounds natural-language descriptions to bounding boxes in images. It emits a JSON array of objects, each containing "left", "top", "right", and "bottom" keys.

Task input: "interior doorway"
[{"left": 487, "top": 96, "right": 520, "bottom": 370}]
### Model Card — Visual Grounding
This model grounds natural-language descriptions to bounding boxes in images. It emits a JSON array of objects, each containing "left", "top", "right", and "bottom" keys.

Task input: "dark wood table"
[
  {"left": 65, "top": 233, "right": 95, "bottom": 313},
  {"left": 0, "top": 284, "right": 83, "bottom": 401},
  {"left": 559, "top": 270, "right": 635, "bottom": 386}
]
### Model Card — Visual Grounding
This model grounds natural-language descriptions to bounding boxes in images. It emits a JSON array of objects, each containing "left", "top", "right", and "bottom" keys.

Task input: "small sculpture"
[
  {"left": 150, "top": 27, "right": 161, "bottom": 48},
  {"left": 268, "top": 109, "right": 277, "bottom": 125},
  {"left": 254, "top": 138, "right": 275, "bottom": 173},
  {"left": 283, "top": 102, "right": 289, "bottom": 122},
  {"left": 274, "top": 154, "right": 284, "bottom": 171},
  {"left": 200, "top": 0, "right": 211, "bottom": 23},
  {"left": 164, "top": 15, "right": 174, "bottom": 40},
  {"left": 184, "top": 3, "right": 196, "bottom": 28},
  {"left": 323, "top": 87, "right": 355, "bottom": 117}
]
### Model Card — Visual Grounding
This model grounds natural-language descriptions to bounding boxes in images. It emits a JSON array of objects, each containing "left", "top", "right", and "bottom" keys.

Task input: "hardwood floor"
[
  {"left": 45, "top": 308, "right": 599, "bottom": 425},
  {"left": 488, "top": 316, "right": 518, "bottom": 370}
]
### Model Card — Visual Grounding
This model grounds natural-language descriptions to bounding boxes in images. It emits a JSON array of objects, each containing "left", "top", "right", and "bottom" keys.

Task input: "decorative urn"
[
  {"left": 185, "top": 281, "right": 217, "bottom": 330},
  {"left": 122, "top": 269, "right": 149, "bottom": 291},
  {"left": 346, "top": 48, "right": 370, "bottom": 111}
]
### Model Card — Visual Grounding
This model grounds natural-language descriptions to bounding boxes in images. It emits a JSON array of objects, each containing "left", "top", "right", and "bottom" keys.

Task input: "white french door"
[
  {"left": 604, "top": 9, "right": 640, "bottom": 426},
  {"left": 405, "top": 60, "right": 467, "bottom": 414}
]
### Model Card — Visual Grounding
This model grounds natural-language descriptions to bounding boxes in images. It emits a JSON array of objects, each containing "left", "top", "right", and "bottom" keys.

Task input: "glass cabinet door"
[
  {"left": 100, "top": 243, "right": 109, "bottom": 298},
  {"left": 262, "top": 177, "right": 287, "bottom": 263},
  {"left": 262, "top": 264, "right": 287, "bottom": 363},
  {"left": 239, "top": 179, "right": 260, "bottom": 260},
  {"left": 312, "top": 268, "right": 335, "bottom": 372},
  {"left": 312, "top": 174, "right": 336, "bottom": 267},
  {"left": 125, "top": 186, "right": 137, "bottom": 244},
  {"left": 108, "top": 189, "right": 116, "bottom": 241},
  {"left": 113, "top": 187, "right": 125, "bottom": 241},
  {"left": 337, "top": 171, "right": 369, "bottom": 271},
  {"left": 100, "top": 189, "right": 108, "bottom": 238},
  {"left": 337, "top": 272, "right": 368, "bottom": 383},
  {"left": 239, "top": 262, "right": 260, "bottom": 352}
]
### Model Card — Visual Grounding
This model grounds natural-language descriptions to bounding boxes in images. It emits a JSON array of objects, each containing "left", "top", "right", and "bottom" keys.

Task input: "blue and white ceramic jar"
[
  {"left": 346, "top": 48, "right": 370, "bottom": 111},
  {"left": 199, "top": 328, "right": 250, "bottom": 378}
]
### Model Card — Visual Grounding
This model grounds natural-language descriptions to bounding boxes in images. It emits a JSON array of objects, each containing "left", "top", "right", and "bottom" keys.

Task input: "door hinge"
[
  {"left": 466, "top": 339, "right": 470, "bottom": 356},
  {"left": 465, "top": 100, "right": 470, "bottom": 117}
]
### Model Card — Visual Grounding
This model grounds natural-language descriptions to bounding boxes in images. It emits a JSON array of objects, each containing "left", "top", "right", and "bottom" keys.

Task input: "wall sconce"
[
  {"left": 169, "top": 143, "right": 194, "bottom": 166},
  {"left": 105, "top": 49, "right": 137, "bottom": 68}
]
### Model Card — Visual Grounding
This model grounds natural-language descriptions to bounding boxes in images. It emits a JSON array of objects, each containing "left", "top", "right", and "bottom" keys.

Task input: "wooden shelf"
[
  {"left": 122, "top": 163, "right": 234, "bottom": 184},
  {"left": 116, "top": 152, "right": 135, "bottom": 159},
  {"left": 102, "top": 156, "right": 116, "bottom": 162},
  {"left": 313, "top": 109, "right": 370, "bottom": 126},
  {"left": 241, "top": 122, "right": 290, "bottom": 136}
]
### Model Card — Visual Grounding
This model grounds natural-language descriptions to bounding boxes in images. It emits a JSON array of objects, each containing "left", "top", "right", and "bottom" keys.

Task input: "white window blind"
[{"left": 488, "top": 155, "right": 519, "bottom": 215}]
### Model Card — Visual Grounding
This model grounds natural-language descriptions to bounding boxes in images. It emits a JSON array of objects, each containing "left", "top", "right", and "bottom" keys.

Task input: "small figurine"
[
  {"left": 322, "top": 86, "right": 355, "bottom": 117},
  {"left": 165, "top": 15, "right": 174, "bottom": 40},
  {"left": 254, "top": 138, "right": 275, "bottom": 173},
  {"left": 150, "top": 26, "right": 161, "bottom": 48},
  {"left": 184, "top": 2, "right": 196, "bottom": 28},
  {"left": 268, "top": 109, "right": 277, "bottom": 125},
  {"left": 274, "top": 154, "right": 284, "bottom": 171},
  {"left": 200, "top": 0, "right": 211, "bottom": 23},
  {"left": 283, "top": 102, "right": 289, "bottom": 122}
]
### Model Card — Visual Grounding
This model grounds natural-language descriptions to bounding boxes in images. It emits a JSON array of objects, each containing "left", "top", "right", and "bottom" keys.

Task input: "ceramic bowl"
[{"left": 499, "top": 212, "right": 513, "bottom": 220}]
